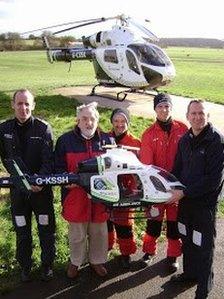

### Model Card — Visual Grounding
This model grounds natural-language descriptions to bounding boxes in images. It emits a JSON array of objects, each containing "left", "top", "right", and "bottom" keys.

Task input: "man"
[
  {"left": 168, "top": 100, "right": 224, "bottom": 299},
  {"left": 107, "top": 108, "right": 141, "bottom": 269},
  {"left": 54, "top": 102, "right": 112, "bottom": 279},
  {"left": 0, "top": 89, "right": 55, "bottom": 282},
  {"left": 139, "top": 93, "right": 188, "bottom": 272}
]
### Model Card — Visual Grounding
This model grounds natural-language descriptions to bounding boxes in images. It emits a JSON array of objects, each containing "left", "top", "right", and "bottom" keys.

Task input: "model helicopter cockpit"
[
  {"left": 22, "top": 15, "right": 176, "bottom": 101},
  {"left": 0, "top": 147, "right": 184, "bottom": 208}
]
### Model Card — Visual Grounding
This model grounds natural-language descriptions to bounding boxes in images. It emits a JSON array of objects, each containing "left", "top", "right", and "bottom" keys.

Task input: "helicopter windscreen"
[
  {"left": 127, "top": 44, "right": 171, "bottom": 67},
  {"left": 151, "top": 165, "right": 178, "bottom": 182}
]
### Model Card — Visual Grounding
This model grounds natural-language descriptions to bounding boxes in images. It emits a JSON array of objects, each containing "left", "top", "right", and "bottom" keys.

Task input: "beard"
[{"left": 81, "top": 127, "right": 96, "bottom": 139}]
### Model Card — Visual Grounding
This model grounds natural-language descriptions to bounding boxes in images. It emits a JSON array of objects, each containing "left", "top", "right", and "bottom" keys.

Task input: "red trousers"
[{"left": 142, "top": 203, "right": 182, "bottom": 257}]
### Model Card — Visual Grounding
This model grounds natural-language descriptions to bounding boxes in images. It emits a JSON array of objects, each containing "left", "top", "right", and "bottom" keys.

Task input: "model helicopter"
[
  {"left": 0, "top": 147, "right": 184, "bottom": 208},
  {"left": 23, "top": 15, "right": 176, "bottom": 101}
]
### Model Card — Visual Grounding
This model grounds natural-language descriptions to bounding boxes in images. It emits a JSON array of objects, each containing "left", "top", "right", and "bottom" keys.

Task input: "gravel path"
[{"left": 55, "top": 86, "right": 224, "bottom": 132}]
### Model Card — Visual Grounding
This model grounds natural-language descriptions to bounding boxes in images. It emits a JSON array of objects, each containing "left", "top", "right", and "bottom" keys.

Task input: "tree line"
[
  {"left": 0, "top": 32, "right": 223, "bottom": 51},
  {"left": 0, "top": 32, "right": 77, "bottom": 51}
]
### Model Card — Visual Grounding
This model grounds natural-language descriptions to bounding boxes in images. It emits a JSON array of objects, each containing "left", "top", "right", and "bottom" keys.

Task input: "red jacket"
[
  {"left": 110, "top": 131, "right": 141, "bottom": 225},
  {"left": 54, "top": 126, "right": 112, "bottom": 223},
  {"left": 140, "top": 120, "right": 188, "bottom": 171}
]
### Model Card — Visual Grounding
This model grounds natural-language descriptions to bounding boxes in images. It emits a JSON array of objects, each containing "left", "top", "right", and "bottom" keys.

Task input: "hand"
[
  {"left": 166, "top": 189, "right": 184, "bottom": 205},
  {"left": 31, "top": 185, "right": 43, "bottom": 192}
]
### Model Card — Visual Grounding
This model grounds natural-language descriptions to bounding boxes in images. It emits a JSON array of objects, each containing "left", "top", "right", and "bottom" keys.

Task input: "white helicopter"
[{"left": 23, "top": 15, "right": 176, "bottom": 101}]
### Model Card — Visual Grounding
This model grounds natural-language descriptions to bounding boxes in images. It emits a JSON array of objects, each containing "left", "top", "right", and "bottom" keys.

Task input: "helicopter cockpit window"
[
  {"left": 118, "top": 174, "right": 143, "bottom": 202},
  {"left": 104, "top": 157, "right": 112, "bottom": 169},
  {"left": 128, "top": 44, "right": 170, "bottom": 67},
  {"left": 104, "top": 49, "right": 118, "bottom": 64},
  {"left": 150, "top": 175, "right": 167, "bottom": 193},
  {"left": 151, "top": 166, "right": 178, "bottom": 182},
  {"left": 126, "top": 50, "right": 140, "bottom": 74},
  {"left": 152, "top": 45, "right": 172, "bottom": 66}
]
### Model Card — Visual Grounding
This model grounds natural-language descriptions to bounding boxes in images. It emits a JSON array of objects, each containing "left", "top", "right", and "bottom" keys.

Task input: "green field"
[
  {"left": 0, "top": 48, "right": 224, "bottom": 293},
  {"left": 0, "top": 47, "right": 224, "bottom": 103},
  {"left": 166, "top": 47, "right": 224, "bottom": 102}
]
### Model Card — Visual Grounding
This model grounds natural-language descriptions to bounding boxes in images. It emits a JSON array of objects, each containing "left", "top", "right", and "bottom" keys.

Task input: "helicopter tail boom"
[{"left": 42, "top": 36, "right": 94, "bottom": 63}]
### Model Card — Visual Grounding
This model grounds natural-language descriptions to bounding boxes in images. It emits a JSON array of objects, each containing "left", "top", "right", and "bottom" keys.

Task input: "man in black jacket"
[
  {"left": 0, "top": 89, "right": 55, "bottom": 282},
  {"left": 167, "top": 100, "right": 224, "bottom": 299}
]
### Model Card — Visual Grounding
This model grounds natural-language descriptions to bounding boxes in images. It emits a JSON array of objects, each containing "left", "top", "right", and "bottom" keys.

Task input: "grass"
[
  {"left": 0, "top": 47, "right": 224, "bottom": 102},
  {"left": 0, "top": 51, "right": 95, "bottom": 95},
  {"left": 0, "top": 47, "right": 224, "bottom": 293},
  {"left": 165, "top": 48, "right": 224, "bottom": 102}
]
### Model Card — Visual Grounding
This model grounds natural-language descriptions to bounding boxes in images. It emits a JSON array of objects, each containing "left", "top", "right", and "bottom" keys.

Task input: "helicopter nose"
[
  {"left": 141, "top": 66, "right": 163, "bottom": 88},
  {"left": 162, "top": 65, "right": 176, "bottom": 83}
]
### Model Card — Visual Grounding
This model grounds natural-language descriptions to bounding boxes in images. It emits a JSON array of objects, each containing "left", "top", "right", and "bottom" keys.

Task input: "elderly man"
[
  {"left": 168, "top": 100, "right": 224, "bottom": 299},
  {"left": 54, "top": 102, "right": 112, "bottom": 279},
  {"left": 0, "top": 89, "right": 55, "bottom": 282}
]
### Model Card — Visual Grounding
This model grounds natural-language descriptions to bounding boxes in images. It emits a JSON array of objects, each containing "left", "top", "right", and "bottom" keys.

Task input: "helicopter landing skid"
[
  {"left": 89, "top": 84, "right": 127, "bottom": 101},
  {"left": 126, "top": 88, "right": 159, "bottom": 96},
  {"left": 89, "top": 84, "right": 158, "bottom": 101}
]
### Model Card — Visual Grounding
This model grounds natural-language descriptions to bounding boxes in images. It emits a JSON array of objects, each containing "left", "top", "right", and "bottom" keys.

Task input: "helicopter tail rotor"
[{"left": 42, "top": 36, "right": 54, "bottom": 63}]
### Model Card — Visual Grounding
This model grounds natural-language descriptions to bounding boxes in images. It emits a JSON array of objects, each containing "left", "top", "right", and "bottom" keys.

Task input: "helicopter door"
[
  {"left": 126, "top": 50, "right": 140, "bottom": 75},
  {"left": 94, "top": 48, "right": 124, "bottom": 85},
  {"left": 103, "top": 49, "right": 122, "bottom": 80}
]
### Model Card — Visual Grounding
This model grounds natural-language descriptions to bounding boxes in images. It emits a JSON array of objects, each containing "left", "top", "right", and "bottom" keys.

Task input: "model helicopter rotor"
[{"left": 22, "top": 15, "right": 176, "bottom": 101}]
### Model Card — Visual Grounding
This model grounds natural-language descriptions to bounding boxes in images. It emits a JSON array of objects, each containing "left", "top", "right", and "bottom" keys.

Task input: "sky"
[{"left": 0, "top": 0, "right": 223, "bottom": 39}]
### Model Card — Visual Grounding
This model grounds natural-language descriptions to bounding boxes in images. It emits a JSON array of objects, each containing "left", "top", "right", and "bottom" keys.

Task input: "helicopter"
[
  {"left": 0, "top": 146, "right": 185, "bottom": 208},
  {"left": 23, "top": 15, "right": 176, "bottom": 101}
]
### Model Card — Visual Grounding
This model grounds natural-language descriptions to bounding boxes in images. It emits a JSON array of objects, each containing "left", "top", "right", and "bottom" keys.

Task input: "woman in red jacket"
[
  {"left": 139, "top": 93, "right": 188, "bottom": 272},
  {"left": 108, "top": 108, "right": 141, "bottom": 269}
]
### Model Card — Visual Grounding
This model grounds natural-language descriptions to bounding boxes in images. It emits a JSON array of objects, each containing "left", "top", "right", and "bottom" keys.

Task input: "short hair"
[
  {"left": 12, "top": 89, "right": 34, "bottom": 102},
  {"left": 187, "top": 99, "right": 207, "bottom": 114},
  {"left": 76, "top": 102, "right": 99, "bottom": 120}
]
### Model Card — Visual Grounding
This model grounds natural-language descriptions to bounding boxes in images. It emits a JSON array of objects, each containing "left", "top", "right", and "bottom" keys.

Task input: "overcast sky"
[{"left": 0, "top": 0, "right": 223, "bottom": 39}]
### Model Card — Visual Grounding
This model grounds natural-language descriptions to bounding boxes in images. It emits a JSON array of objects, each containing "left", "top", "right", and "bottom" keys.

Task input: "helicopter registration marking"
[
  {"left": 72, "top": 52, "right": 86, "bottom": 59},
  {"left": 35, "top": 176, "right": 69, "bottom": 185}
]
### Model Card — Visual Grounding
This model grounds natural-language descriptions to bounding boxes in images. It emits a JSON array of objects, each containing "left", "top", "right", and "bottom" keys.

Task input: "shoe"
[
  {"left": 140, "top": 253, "right": 154, "bottom": 268},
  {"left": 90, "top": 264, "right": 107, "bottom": 277},
  {"left": 170, "top": 273, "right": 197, "bottom": 284},
  {"left": 121, "top": 255, "right": 131, "bottom": 269},
  {"left": 67, "top": 262, "right": 79, "bottom": 279},
  {"left": 21, "top": 268, "right": 32, "bottom": 283},
  {"left": 166, "top": 256, "right": 179, "bottom": 273},
  {"left": 41, "top": 266, "right": 53, "bottom": 281}
]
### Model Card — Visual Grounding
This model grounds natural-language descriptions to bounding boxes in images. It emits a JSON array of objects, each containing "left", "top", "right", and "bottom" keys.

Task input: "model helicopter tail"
[{"left": 4, "top": 159, "right": 32, "bottom": 193}]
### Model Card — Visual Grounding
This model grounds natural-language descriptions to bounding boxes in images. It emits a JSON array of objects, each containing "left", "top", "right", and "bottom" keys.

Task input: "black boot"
[
  {"left": 41, "top": 265, "right": 53, "bottom": 281},
  {"left": 121, "top": 255, "right": 131, "bottom": 269},
  {"left": 166, "top": 256, "right": 179, "bottom": 273},
  {"left": 21, "top": 267, "right": 32, "bottom": 282},
  {"left": 139, "top": 253, "right": 155, "bottom": 268}
]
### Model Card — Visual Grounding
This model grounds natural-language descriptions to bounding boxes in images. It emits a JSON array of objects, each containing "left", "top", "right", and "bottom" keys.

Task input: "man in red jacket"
[
  {"left": 139, "top": 93, "right": 188, "bottom": 272},
  {"left": 54, "top": 102, "right": 112, "bottom": 279},
  {"left": 108, "top": 108, "right": 141, "bottom": 269}
]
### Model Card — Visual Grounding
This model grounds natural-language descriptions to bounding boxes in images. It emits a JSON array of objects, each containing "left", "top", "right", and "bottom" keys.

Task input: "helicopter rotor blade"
[
  {"left": 52, "top": 18, "right": 107, "bottom": 35},
  {"left": 21, "top": 17, "right": 106, "bottom": 35},
  {"left": 128, "top": 18, "right": 159, "bottom": 42},
  {"left": 21, "top": 16, "right": 119, "bottom": 36}
]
